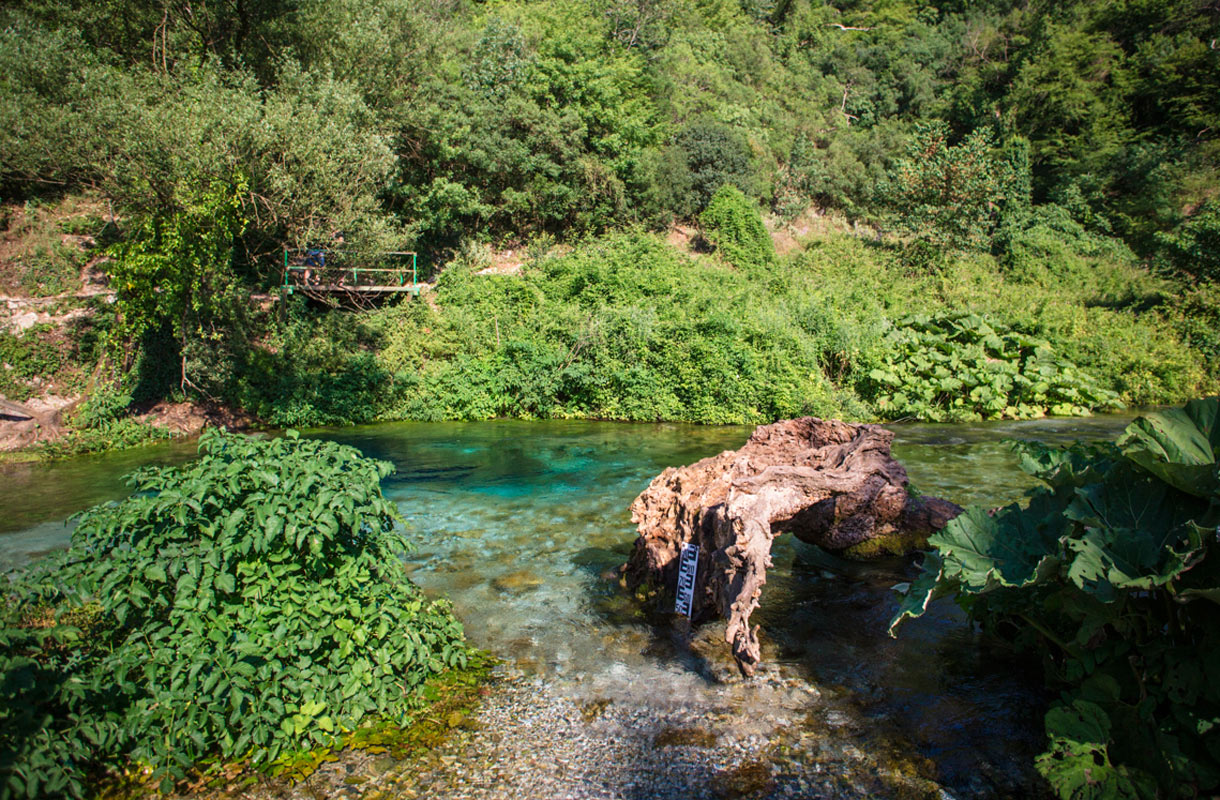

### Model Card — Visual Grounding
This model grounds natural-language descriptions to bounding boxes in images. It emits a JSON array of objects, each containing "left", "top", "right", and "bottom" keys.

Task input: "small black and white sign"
[{"left": 675, "top": 542, "right": 700, "bottom": 618}]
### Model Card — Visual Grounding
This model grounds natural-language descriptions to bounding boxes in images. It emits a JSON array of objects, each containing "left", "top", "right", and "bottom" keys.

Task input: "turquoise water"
[{"left": 0, "top": 415, "right": 1134, "bottom": 796}]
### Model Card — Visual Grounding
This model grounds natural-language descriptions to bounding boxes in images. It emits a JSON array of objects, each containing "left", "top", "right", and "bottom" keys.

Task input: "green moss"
[{"left": 841, "top": 531, "right": 928, "bottom": 560}]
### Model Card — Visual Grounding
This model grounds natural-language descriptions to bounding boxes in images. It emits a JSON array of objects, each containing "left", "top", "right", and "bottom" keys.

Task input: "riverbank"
[{"left": 3, "top": 219, "right": 1215, "bottom": 462}]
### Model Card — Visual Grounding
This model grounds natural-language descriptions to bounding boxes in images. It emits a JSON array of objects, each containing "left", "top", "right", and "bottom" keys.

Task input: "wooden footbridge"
[{"left": 282, "top": 249, "right": 421, "bottom": 303}]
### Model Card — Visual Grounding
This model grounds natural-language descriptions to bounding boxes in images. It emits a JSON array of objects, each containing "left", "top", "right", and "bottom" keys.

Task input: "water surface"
[{"left": 0, "top": 415, "right": 1133, "bottom": 797}]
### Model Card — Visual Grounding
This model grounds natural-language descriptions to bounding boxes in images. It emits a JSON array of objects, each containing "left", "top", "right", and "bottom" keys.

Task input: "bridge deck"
[
  {"left": 291, "top": 284, "right": 421, "bottom": 294},
  {"left": 281, "top": 251, "right": 421, "bottom": 298}
]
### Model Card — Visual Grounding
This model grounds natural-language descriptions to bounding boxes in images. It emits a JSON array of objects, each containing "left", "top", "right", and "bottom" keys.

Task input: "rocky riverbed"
[{"left": 205, "top": 627, "right": 1038, "bottom": 800}]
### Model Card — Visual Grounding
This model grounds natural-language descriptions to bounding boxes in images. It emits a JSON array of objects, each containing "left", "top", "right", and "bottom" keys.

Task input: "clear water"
[{"left": 0, "top": 415, "right": 1134, "bottom": 796}]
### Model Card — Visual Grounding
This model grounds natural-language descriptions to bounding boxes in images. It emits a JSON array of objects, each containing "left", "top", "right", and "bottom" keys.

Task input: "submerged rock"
[
  {"left": 624, "top": 417, "right": 961, "bottom": 675},
  {"left": 492, "top": 570, "right": 545, "bottom": 594}
]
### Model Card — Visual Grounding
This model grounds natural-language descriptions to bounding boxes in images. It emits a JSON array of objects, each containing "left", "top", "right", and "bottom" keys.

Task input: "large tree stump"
[{"left": 624, "top": 417, "right": 961, "bottom": 675}]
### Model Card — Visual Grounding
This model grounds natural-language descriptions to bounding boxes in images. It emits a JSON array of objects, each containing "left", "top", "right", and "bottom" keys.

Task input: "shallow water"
[{"left": 0, "top": 415, "right": 1134, "bottom": 797}]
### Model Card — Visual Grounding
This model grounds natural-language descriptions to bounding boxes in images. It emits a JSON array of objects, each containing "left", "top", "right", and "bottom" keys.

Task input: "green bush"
[
  {"left": 0, "top": 430, "right": 466, "bottom": 797},
  {"left": 995, "top": 203, "right": 1137, "bottom": 278},
  {"left": 658, "top": 119, "right": 757, "bottom": 219},
  {"left": 1156, "top": 200, "right": 1220, "bottom": 282},
  {"left": 232, "top": 303, "right": 395, "bottom": 427},
  {"left": 374, "top": 233, "right": 860, "bottom": 424},
  {"left": 892, "top": 398, "right": 1220, "bottom": 798},
  {"left": 699, "top": 184, "right": 774, "bottom": 270},
  {"left": 0, "top": 328, "right": 62, "bottom": 402},
  {"left": 1166, "top": 284, "right": 1220, "bottom": 365},
  {"left": 863, "top": 311, "right": 1121, "bottom": 422},
  {"left": 797, "top": 232, "right": 1213, "bottom": 410},
  {"left": 884, "top": 122, "right": 1025, "bottom": 251}
]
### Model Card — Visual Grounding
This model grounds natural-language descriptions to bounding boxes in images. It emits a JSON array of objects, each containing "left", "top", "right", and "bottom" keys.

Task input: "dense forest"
[{"left": 0, "top": 0, "right": 1217, "bottom": 448}]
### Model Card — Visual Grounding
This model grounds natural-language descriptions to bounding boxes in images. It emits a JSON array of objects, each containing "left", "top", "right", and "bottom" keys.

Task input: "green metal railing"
[{"left": 281, "top": 249, "right": 419, "bottom": 294}]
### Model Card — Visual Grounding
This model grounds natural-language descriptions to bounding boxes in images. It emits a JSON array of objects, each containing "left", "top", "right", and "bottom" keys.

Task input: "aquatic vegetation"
[
  {"left": 892, "top": 397, "right": 1220, "bottom": 797},
  {"left": 0, "top": 430, "right": 468, "bottom": 798},
  {"left": 865, "top": 312, "right": 1121, "bottom": 422}
]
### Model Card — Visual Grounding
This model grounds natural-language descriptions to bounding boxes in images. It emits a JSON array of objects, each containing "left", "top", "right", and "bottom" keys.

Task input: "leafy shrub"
[
  {"left": 375, "top": 233, "right": 860, "bottom": 425},
  {"left": 0, "top": 328, "right": 62, "bottom": 402},
  {"left": 892, "top": 398, "right": 1220, "bottom": 798},
  {"left": 67, "top": 382, "right": 131, "bottom": 428},
  {"left": 233, "top": 304, "right": 395, "bottom": 427},
  {"left": 995, "top": 203, "right": 1137, "bottom": 278},
  {"left": 1165, "top": 284, "right": 1220, "bottom": 366},
  {"left": 699, "top": 185, "right": 774, "bottom": 270},
  {"left": 884, "top": 122, "right": 1025, "bottom": 251},
  {"left": 0, "top": 430, "right": 466, "bottom": 797},
  {"left": 659, "top": 119, "right": 757, "bottom": 218},
  {"left": 1156, "top": 200, "right": 1220, "bottom": 282},
  {"left": 864, "top": 312, "right": 1120, "bottom": 421},
  {"left": 109, "top": 176, "right": 247, "bottom": 350}
]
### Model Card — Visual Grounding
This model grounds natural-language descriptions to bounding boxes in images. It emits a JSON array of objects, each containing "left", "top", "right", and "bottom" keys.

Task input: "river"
[{"left": 0, "top": 415, "right": 1133, "bottom": 798}]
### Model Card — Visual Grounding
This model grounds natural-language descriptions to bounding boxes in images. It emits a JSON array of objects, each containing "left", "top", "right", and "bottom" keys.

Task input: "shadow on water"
[{"left": 757, "top": 539, "right": 1051, "bottom": 795}]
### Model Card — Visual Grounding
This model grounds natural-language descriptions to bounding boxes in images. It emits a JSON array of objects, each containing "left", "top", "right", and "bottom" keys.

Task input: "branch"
[
  {"left": 826, "top": 23, "right": 872, "bottom": 31},
  {"left": 839, "top": 83, "right": 858, "bottom": 122}
]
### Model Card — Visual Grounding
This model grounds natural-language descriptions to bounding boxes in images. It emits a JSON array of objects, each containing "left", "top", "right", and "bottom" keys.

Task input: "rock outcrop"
[{"left": 624, "top": 417, "right": 962, "bottom": 675}]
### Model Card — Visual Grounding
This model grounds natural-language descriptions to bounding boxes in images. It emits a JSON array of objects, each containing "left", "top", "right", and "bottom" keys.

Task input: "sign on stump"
[{"left": 675, "top": 542, "right": 699, "bottom": 618}]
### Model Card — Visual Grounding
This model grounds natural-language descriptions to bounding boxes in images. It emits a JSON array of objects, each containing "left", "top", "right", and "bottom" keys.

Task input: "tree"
[
  {"left": 885, "top": 121, "right": 1025, "bottom": 250},
  {"left": 659, "top": 119, "right": 757, "bottom": 218},
  {"left": 108, "top": 177, "right": 247, "bottom": 395}
]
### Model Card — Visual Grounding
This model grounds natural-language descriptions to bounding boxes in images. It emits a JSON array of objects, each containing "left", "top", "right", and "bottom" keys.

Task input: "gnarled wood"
[
  {"left": 0, "top": 398, "right": 39, "bottom": 420},
  {"left": 624, "top": 417, "right": 961, "bottom": 675}
]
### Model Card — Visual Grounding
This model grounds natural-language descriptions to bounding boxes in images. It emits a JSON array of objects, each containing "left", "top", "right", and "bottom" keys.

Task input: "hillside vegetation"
[{"left": 0, "top": 0, "right": 1216, "bottom": 444}]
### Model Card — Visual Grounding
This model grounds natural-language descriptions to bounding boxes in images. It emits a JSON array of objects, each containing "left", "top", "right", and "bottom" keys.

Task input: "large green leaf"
[
  {"left": 1063, "top": 470, "right": 1208, "bottom": 598},
  {"left": 887, "top": 551, "right": 947, "bottom": 636},
  {"left": 1036, "top": 700, "right": 1158, "bottom": 800},
  {"left": 1017, "top": 440, "right": 1122, "bottom": 491},
  {"left": 928, "top": 492, "right": 1068, "bottom": 594},
  {"left": 1118, "top": 397, "right": 1220, "bottom": 500}
]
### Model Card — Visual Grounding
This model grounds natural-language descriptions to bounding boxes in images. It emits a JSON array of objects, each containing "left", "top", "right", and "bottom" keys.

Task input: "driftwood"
[
  {"left": 0, "top": 396, "right": 67, "bottom": 451},
  {"left": 0, "top": 398, "right": 40, "bottom": 420},
  {"left": 624, "top": 417, "right": 961, "bottom": 675}
]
